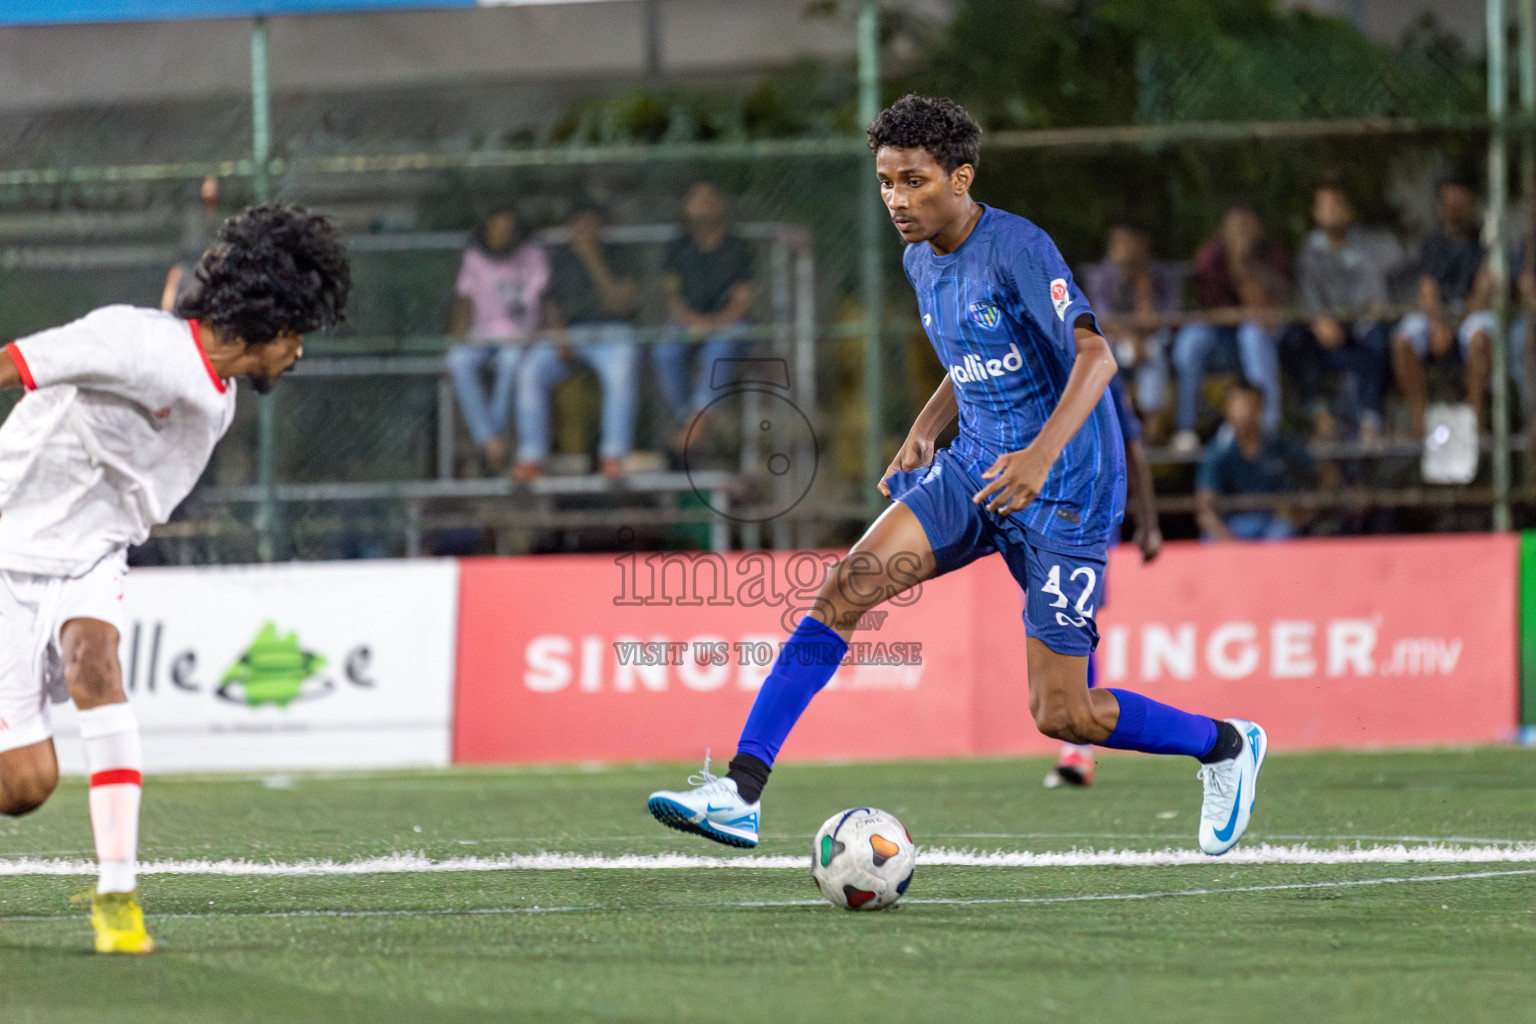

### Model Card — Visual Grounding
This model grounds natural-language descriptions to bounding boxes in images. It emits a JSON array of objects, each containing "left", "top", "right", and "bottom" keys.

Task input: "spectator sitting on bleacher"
[
  {"left": 1462, "top": 241, "right": 1536, "bottom": 417},
  {"left": 1169, "top": 204, "right": 1289, "bottom": 453},
  {"left": 651, "top": 182, "right": 755, "bottom": 453},
  {"left": 1082, "top": 222, "right": 1184, "bottom": 443},
  {"left": 1195, "top": 381, "right": 1314, "bottom": 542},
  {"left": 1391, "top": 179, "right": 1488, "bottom": 437},
  {"left": 1282, "top": 182, "right": 1399, "bottom": 446},
  {"left": 446, "top": 207, "right": 549, "bottom": 475},
  {"left": 513, "top": 201, "right": 639, "bottom": 481},
  {"left": 1394, "top": 176, "right": 1523, "bottom": 432}
]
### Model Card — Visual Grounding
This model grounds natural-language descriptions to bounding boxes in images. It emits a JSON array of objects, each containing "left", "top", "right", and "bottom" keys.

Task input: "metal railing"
[{"left": 159, "top": 219, "right": 820, "bottom": 558}]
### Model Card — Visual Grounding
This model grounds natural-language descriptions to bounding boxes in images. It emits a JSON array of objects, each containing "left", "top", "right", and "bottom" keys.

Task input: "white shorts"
[
  {"left": 1395, "top": 310, "right": 1529, "bottom": 362},
  {"left": 0, "top": 551, "right": 127, "bottom": 754}
]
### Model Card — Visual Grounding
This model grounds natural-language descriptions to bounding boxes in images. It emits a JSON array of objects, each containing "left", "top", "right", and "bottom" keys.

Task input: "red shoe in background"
[{"left": 1044, "top": 744, "right": 1096, "bottom": 789}]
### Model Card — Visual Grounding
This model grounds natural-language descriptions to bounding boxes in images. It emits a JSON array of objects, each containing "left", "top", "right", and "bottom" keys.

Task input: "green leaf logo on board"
[{"left": 216, "top": 622, "right": 332, "bottom": 708}]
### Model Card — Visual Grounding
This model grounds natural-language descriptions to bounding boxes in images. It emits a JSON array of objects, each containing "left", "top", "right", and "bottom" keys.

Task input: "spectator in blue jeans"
[
  {"left": 1283, "top": 183, "right": 1401, "bottom": 445},
  {"left": 514, "top": 202, "right": 639, "bottom": 480},
  {"left": 1170, "top": 205, "right": 1291, "bottom": 452},
  {"left": 651, "top": 182, "right": 755, "bottom": 452},
  {"left": 446, "top": 208, "right": 549, "bottom": 474},
  {"left": 1196, "top": 382, "right": 1313, "bottom": 542}
]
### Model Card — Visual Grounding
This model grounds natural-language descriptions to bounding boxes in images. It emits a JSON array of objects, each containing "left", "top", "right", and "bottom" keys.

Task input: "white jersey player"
[{"left": 0, "top": 203, "right": 350, "bottom": 954}]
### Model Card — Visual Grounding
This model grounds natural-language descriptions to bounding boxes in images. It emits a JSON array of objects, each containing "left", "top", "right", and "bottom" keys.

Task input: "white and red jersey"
[{"left": 0, "top": 305, "right": 237, "bottom": 577}]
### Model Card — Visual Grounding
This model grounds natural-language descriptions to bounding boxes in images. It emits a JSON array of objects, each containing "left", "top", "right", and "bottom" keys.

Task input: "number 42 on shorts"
[{"left": 1040, "top": 564, "right": 1097, "bottom": 628}]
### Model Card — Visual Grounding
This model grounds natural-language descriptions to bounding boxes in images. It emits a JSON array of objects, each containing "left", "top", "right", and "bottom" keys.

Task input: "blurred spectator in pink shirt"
[{"left": 446, "top": 207, "right": 550, "bottom": 473}]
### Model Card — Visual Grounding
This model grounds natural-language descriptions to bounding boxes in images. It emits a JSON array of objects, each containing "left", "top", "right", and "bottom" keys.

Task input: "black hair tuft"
[
  {"left": 176, "top": 203, "right": 350, "bottom": 345},
  {"left": 866, "top": 94, "right": 981, "bottom": 175}
]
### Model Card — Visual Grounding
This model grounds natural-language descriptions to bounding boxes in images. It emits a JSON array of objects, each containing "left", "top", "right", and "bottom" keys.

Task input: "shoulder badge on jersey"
[
  {"left": 968, "top": 301, "right": 1002, "bottom": 330},
  {"left": 1050, "top": 279, "right": 1070, "bottom": 321}
]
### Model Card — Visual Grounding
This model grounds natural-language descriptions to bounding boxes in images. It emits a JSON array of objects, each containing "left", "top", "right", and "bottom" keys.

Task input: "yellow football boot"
[{"left": 91, "top": 890, "right": 155, "bottom": 954}]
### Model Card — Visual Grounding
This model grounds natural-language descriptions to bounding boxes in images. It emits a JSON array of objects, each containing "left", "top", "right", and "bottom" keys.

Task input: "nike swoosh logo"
[
  {"left": 706, "top": 804, "right": 736, "bottom": 813},
  {"left": 1212, "top": 776, "right": 1243, "bottom": 843}
]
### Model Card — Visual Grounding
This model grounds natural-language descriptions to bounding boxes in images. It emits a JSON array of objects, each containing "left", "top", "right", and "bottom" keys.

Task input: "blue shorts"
[{"left": 888, "top": 449, "right": 1108, "bottom": 656}]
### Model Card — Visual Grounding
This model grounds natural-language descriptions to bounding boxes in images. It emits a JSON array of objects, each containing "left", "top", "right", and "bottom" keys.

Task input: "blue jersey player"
[{"left": 648, "top": 95, "right": 1266, "bottom": 856}]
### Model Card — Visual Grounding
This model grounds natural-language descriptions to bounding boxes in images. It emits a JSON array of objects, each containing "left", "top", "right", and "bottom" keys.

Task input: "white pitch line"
[
  {"left": 2, "top": 868, "right": 1533, "bottom": 925},
  {"left": 4, "top": 842, "right": 1536, "bottom": 876},
  {"left": 903, "top": 868, "right": 1536, "bottom": 906}
]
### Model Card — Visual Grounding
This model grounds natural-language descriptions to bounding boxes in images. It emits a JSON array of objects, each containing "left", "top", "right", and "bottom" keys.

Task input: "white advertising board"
[{"left": 53, "top": 559, "right": 459, "bottom": 774}]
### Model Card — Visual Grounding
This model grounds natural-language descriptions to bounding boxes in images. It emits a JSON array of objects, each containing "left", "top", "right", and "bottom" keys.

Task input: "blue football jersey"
[{"left": 903, "top": 205, "right": 1127, "bottom": 548}]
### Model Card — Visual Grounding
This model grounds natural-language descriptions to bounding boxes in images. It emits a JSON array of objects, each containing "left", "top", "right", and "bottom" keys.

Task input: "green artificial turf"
[{"left": 2, "top": 750, "right": 1535, "bottom": 1023}]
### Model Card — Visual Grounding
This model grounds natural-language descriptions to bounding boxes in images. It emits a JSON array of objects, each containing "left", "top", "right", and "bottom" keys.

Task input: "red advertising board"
[
  {"left": 453, "top": 550, "right": 1034, "bottom": 764},
  {"left": 1091, "top": 533, "right": 1520, "bottom": 748},
  {"left": 452, "top": 534, "right": 1519, "bottom": 765}
]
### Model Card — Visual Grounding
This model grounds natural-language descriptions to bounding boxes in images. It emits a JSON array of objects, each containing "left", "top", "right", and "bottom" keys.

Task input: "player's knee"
[
  {"left": 63, "top": 645, "right": 123, "bottom": 706},
  {"left": 806, "top": 582, "right": 864, "bottom": 633},
  {"left": 814, "top": 553, "right": 906, "bottom": 632},
  {"left": 0, "top": 768, "right": 57, "bottom": 816}
]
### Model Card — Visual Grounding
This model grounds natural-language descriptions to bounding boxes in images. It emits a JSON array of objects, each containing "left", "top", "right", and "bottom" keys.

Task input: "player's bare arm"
[
  {"left": 973, "top": 321, "right": 1117, "bottom": 515},
  {"left": 878, "top": 377, "right": 956, "bottom": 497},
  {"left": 0, "top": 345, "right": 19, "bottom": 390}
]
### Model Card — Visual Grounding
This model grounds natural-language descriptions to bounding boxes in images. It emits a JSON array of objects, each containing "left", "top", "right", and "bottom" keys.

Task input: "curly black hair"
[
  {"left": 175, "top": 203, "right": 351, "bottom": 345},
  {"left": 866, "top": 94, "right": 981, "bottom": 175}
]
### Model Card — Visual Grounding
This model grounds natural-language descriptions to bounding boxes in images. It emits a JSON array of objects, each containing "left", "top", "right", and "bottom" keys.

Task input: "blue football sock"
[
  {"left": 1100, "top": 688, "right": 1218, "bottom": 759},
  {"left": 736, "top": 617, "right": 848, "bottom": 767}
]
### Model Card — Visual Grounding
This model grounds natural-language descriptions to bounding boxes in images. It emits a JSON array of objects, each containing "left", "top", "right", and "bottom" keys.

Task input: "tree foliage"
[{"left": 916, "top": 0, "right": 1479, "bottom": 127}]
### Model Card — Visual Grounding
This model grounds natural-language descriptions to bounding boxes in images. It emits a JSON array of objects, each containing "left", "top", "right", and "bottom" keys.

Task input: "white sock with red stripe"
[{"left": 79, "top": 703, "right": 143, "bottom": 895}]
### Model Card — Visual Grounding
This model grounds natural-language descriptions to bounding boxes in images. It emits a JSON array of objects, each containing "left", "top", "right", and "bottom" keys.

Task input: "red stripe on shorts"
[{"left": 89, "top": 769, "right": 142, "bottom": 788}]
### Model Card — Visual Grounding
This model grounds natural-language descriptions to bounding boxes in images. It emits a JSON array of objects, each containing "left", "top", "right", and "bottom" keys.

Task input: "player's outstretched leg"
[
  {"left": 1026, "top": 639, "right": 1266, "bottom": 855},
  {"left": 63, "top": 619, "right": 153, "bottom": 954},
  {"left": 648, "top": 502, "right": 938, "bottom": 848}
]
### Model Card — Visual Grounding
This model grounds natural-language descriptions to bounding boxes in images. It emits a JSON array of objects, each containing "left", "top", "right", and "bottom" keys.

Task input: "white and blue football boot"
[
  {"left": 1197, "top": 719, "right": 1267, "bottom": 856},
  {"left": 647, "top": 759, "right": 761, "bottom": 849}
]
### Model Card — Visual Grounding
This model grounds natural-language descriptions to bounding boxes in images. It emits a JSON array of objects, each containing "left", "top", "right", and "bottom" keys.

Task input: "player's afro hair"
[
  {"left": 175, "top": 203, "right": 351, "bottom": 345},
  {"left": 866, "top": 94, "right": 981, "bottom": 175}
]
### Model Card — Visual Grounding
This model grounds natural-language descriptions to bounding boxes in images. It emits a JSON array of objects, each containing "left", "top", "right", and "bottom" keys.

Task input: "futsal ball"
[{"left": 810, "top": 807, "right": 916, "bottom": 911}]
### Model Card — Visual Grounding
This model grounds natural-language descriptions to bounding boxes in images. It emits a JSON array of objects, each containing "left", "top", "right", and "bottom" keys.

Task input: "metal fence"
[{"left": 2, "top": 2, "right": 1535, "bottom": 560}]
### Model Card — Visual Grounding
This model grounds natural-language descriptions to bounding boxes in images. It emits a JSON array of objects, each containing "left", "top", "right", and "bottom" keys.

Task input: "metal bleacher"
[{"left": 177, "top": 219, "right": 821, "bottom": 557}]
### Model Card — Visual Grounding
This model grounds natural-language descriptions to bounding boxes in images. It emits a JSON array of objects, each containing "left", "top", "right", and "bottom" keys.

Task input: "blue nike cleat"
[
  {"left": 1197, "top": 719, "right": 1267, "bottom": 856},
  {"left": 647, "top": 759, "right": 761, "bottom": 849}
]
